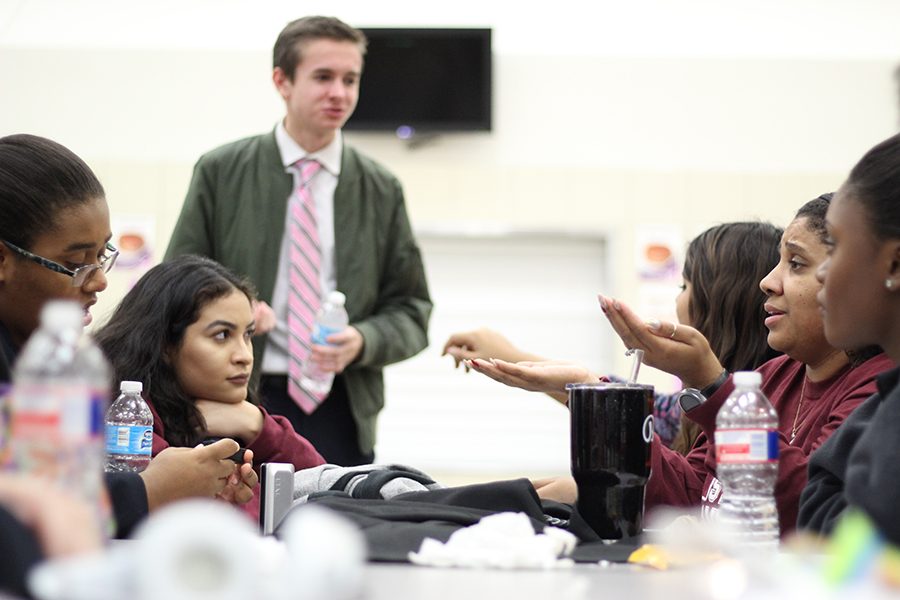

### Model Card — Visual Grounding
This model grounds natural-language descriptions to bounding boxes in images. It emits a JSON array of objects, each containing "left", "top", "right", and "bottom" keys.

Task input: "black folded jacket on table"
[{"left": 278, "top": 478, "right": 641, "bottom": 564}]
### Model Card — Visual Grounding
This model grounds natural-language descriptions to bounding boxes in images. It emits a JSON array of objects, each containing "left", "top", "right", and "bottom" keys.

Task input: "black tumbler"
[{"left": 569, "top": 383, "right": 654, "bottom": 540}]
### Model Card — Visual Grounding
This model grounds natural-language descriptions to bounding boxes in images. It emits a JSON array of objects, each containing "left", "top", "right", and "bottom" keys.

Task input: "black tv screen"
[{"left": 346, "top": 28, "right": 492, "bottom": 133}]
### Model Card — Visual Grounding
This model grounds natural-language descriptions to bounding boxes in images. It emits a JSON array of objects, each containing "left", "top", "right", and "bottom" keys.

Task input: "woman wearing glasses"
[
  {"left": 0, "top": 134, "right": 259, "bottom": 594},
  {"left": 0, "top": 140, "right": 115, "bottom": 342}
]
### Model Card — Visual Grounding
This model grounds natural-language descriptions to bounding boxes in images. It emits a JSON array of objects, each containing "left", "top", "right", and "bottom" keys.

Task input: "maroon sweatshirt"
[
  {"left": 147, "top": 399, "right": 325, "bottom": 521},
  {"left": 645, "top": 353, "right": 894, "bottom": 535}
]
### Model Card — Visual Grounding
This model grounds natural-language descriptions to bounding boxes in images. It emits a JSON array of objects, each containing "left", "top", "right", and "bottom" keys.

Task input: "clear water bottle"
[
  {"left": 9, "top": 300, "right": 110, "bottom": 536},
  {"left": 714, "top": 371, "right": 779, "bottom": 549},
  {"left": 300, "top": 291, "right": 349, "bottom": 396},
  {"left": 105, "top": 380, "right": 153, "bottom": 472}
]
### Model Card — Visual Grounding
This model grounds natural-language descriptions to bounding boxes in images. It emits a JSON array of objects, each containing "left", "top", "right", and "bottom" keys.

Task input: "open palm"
[{"left": 468, "top": 358, "right": 598, "bottom": 405}]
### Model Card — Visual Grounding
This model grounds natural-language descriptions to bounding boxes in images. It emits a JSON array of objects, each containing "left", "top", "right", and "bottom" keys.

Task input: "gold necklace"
[{"left": 790, "top": 377, "right": 807, "bottom": 444}]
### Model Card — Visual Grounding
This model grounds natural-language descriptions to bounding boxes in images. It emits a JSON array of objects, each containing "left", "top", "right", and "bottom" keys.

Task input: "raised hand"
[{"left": 598, "top": 293, "right": 724, "bottom": 389}]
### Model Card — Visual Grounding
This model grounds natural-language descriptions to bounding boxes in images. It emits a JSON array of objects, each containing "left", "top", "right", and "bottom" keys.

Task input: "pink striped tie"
[{"left": 287, "top": 159, "right": 326, "bottom": 414}]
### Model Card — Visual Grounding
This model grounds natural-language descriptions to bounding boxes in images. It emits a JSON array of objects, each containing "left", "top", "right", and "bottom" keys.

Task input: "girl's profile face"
[
  {"left": 171, "top": 289, "right": 255, "bottom": 405},
  {"left": 817, "top": 191, "right": 895, "bottom": 353},
  {"left": 0, "top": 196, "right": 111, "bottom": 347},
  {"left": 758, "top": 218, "right": 831, "bottom": 365}
]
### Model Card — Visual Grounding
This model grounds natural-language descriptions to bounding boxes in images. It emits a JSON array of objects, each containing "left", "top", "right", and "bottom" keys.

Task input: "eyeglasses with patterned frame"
[{"left": 1, "top": 239, "right": 119, "bottom": 287}]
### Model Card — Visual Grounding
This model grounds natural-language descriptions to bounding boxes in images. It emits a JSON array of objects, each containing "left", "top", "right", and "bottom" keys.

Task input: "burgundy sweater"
[
  {"left": 645, "top": 353, "right": 894, "bottom": 536},
  {"left": 147, "top": 399, "right": 325, "bottom": 521}
]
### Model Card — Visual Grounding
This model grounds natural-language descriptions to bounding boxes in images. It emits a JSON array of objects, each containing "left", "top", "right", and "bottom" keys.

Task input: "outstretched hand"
[
  {"left": 442, "top": 328, "right": 543, "bottom": 369},
  {"left": 467, "top": 358, "right": 598, "bottom": 405},
  {"left": 598, "top": 293, "right": 724, "bottom": 389}
]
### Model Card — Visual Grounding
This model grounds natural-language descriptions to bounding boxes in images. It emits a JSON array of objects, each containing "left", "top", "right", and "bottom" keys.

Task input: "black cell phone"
[{"left": 200, "top": 437, "right": 248, "bottom": 463}]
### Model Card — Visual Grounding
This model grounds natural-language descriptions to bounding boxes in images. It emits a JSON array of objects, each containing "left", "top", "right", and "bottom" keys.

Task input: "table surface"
[{"left": 359, "top": 562, "right": 706, "bottom": 600}]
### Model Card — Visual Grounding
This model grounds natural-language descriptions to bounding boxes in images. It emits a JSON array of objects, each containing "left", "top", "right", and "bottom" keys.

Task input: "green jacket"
[{"left": 164, "top": 131, "right": 432, "bottom": 454}]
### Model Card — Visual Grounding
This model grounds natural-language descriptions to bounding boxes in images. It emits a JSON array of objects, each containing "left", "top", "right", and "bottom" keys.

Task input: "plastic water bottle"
[
  {"left": 105, "top": 380, "right": 153, "bottom": 472},
  {"left": 714, "top": 371, "right": 780, "bottom": 549},
  {"left": 300, "top": 291, "right": 349, "bottom": 395},
  {"left": 8, "top": 300, "right": 110, "bottom": 536}
]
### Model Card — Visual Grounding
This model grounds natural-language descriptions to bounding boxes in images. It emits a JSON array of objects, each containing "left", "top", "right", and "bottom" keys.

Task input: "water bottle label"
[
  {"left": 89, "top": 392, "right": 105, "bottom": 438},
  {"left": 106, "top": 425, "right": 153, "bottom": 456},
  {"left": 11, "top": 382, "right": 65, "bottom": 441},
  {"left": 311, "top": 323, "right": 340, "bottom": 346},
  {"left": 714, "top": 429, "right": 779, "bottom": 463}
]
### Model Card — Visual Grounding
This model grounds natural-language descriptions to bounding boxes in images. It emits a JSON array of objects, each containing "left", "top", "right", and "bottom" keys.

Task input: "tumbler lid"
[{"left": 565, "top": 382, "right": 653, "bottom": 391}]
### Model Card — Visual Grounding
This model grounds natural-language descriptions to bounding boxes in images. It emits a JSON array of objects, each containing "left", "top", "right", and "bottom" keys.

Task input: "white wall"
[{"left": 1, "top": 0, "right": 899, "bottom": 475}]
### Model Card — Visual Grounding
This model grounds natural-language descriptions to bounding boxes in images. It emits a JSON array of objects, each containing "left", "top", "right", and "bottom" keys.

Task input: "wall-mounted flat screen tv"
[{"left": 345, "top": 28, "right": 492, "bottom": 133}]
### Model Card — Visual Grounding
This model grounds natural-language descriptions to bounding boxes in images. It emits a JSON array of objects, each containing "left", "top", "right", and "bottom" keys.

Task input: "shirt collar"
[{"left": 275, "top": 121, "right": 342, "bottom": 176}]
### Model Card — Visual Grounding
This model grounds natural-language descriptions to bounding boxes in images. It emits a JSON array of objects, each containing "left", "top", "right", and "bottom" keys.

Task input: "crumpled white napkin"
[{"left": 408, "top": 512, "right": 577, "bottom": 570}]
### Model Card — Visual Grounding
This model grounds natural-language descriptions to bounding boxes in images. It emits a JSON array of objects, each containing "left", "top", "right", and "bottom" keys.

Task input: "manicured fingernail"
[
  {"left": 647, "top": 319, "right": 661, "bottom": 331},
  {"left": 598, "top": 296, "right": 608, "bottom": 311},
  {"left": 613, "top": 299, "right": 621, "bottom": 310}
]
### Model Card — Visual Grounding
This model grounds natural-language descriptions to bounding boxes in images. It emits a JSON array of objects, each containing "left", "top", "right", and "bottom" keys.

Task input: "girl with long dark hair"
[{"left": 94, "top": 255, "right": 325, "bottom": 520}]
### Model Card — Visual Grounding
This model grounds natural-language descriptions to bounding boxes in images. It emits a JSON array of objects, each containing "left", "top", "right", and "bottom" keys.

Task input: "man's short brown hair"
[{"left": 273, "top": 16, "right": 367, "bottom": 80}]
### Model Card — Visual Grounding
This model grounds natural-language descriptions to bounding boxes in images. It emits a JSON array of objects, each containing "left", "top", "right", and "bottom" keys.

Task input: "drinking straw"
[{"left": 625, "top": 348, "right": 644, "bottom": 384}]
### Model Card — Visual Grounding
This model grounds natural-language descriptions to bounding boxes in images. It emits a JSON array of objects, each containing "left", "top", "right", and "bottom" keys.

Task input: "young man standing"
[{"left": 165, "top": 16, "right": 432, "bottom": 466}]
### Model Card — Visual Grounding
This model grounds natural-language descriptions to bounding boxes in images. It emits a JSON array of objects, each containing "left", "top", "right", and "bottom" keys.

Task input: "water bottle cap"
[
  {"left": 40, "top": 300, "right": 83, "bottom": 332},
  {"left": 326, "top": 291, "right": 346, "bottom": 306},
  {"left": 120, "top": 380, "right": 143, "bottom": 393},
  {"left": 733, "top": 371, "right": 762, "bottom": 388}
]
